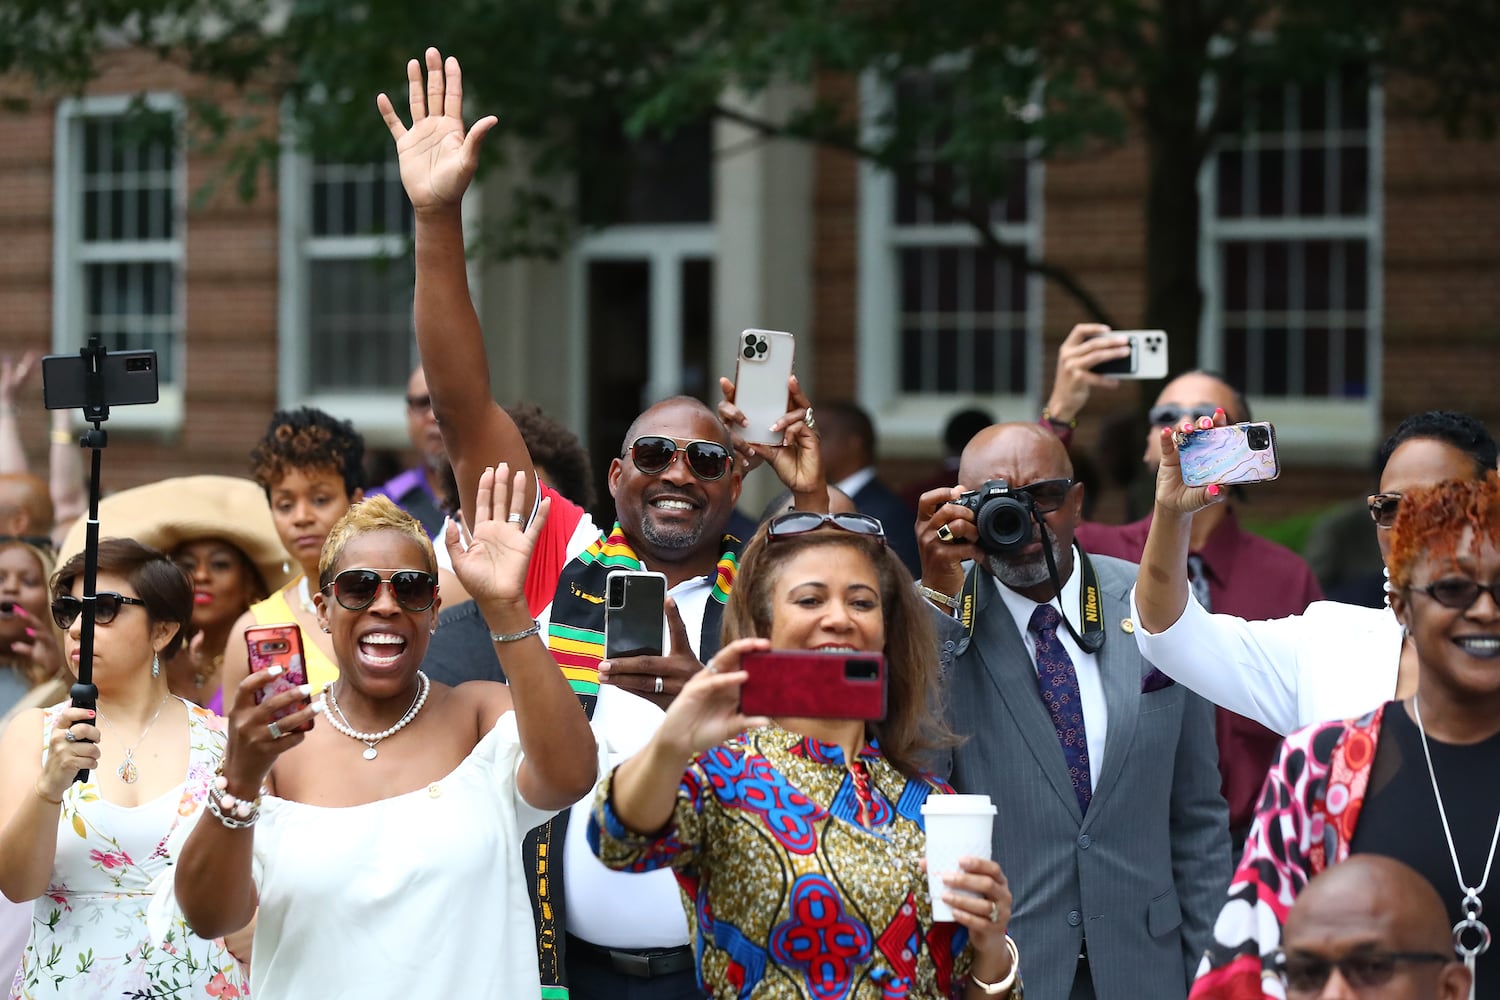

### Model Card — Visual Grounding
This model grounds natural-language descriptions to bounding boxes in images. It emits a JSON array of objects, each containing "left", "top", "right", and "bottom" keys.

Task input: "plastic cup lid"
[{"left": 921, "top": 793, "right": 997, "bottom": 815}]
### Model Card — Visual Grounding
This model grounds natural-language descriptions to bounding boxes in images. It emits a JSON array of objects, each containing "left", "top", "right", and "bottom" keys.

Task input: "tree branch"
[{"left": 711, "top": 101, "right": 1119, "bottom": 328}]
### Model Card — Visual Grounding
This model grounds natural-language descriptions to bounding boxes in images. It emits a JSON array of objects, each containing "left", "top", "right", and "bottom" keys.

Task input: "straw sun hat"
[{"left": 58, "top": 475, "right": 296, "bottom": 594}]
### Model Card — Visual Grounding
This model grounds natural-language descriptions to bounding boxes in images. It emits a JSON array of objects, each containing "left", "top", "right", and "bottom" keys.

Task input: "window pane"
[
  {"left": 83, "top": 262, "right": 177, "bottom": 382},
  {"left": 310, "top": 162, "right": 412, "bottom": 238},
  {"left": 896, "top": 247, "right": 1028, "bottom": 394},
  {"left": 307, "top": 257, "right": 414, "bottom": 392},
  {"left": 679, "top": 258, "right": 713, "bottom": 401},
  {"left": 578, "top": 118, "right": 713, "bottom": 226}
]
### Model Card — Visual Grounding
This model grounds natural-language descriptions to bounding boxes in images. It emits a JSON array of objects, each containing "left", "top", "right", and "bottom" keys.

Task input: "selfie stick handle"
[{"left": 69, "top": 338, "right": 111, "bottom": 785}]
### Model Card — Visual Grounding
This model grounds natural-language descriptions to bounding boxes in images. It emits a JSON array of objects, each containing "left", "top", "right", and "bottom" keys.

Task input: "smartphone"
[
  {"left": 1178, "top": 421, "right": 1281, "bottom": 489},
  {"left": 604, "top": 570, "right": 667, "bottom": 659},
  {"left": 732, "top": 329, "right": 797, "bottom": 446},
  {"left": 42, "top": 349, "right": 160, "bottom": 411},
  {"left": 739, "top": 650, "right": 887, "bottom": 721},
  {"left": 245, "top": 623, "right": 311, "bottom": 727},
  {"left": 1090, "top": 330, "right": 1169, "bottom": 380}
]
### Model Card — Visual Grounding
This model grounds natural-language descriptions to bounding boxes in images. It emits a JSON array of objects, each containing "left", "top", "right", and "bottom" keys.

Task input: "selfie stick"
[{"left": 65, "top": 337, "right": 114, "bottom": 784}]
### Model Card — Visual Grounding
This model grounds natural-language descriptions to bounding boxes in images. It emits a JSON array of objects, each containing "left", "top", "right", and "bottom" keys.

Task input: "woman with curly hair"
[
  {"left": 1191, "top": 475, "right": 1500, "bottom": 999},
  {"left": 222, "top": 407, "right": 365, "bottom": 699}
]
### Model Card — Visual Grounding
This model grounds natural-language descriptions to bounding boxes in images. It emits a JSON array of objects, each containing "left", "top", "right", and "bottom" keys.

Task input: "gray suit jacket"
[{"left": 933, "top": 553, "right": 1230, "bottom": 1000}]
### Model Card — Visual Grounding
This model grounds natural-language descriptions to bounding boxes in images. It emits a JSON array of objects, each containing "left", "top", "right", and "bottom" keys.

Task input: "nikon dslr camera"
[{"left": 946, "top": 479, "right": 1037, "bottom": 554}]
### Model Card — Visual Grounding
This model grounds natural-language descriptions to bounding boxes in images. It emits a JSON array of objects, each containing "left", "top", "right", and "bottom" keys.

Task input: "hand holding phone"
[
  {"left": 1178, "top": 421, "right": 1281, "bottom": 488},
  {"left": 605, "top": 571, "right": 667, "bottom": 659},
  {"left": 739, "top": 650, "right": 887, "bottom": 721},
  {"left": 730, "top": 330, "right": 796, "bottom": 446},
  {"left": 1089, "top": 330, "right": 1168, "bottom": 380},
  {"left": 246, "top": 624, "right": 312, "bottom": 730}
]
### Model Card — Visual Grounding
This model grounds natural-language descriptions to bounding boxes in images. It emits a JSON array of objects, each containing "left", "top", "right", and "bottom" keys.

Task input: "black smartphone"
[
  {"left": 604, "top": 570, "right": 667, "bottom": 658},
  {"left": 42, "top": 349, "right": 160, "bottom": 411}
]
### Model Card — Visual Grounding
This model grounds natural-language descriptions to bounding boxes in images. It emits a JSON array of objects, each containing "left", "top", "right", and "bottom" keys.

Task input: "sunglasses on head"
[
  {"left": 627, "top": 436, "right": 733, "bottom": 482},
  {"left": 322, "top": 569, "right": 438, "bottom": 613},
  {"left": 1367, "top": 492, "right": 1401, "bottom": 529},
  {"left": 767, "top": 511, "right": 887, "bottom": 544},
  {"left": 1148, "top": 404, "right": 1219, "bottom": 428},
  {"left": 1274, "top": 949, "right": 1449, "bottom": 994},
  {"left": 50, "top": 592, "right": 147, "bottom": 630},
  {"left": 1413, "top": 578, "right": 1500, "bottom": 611}
]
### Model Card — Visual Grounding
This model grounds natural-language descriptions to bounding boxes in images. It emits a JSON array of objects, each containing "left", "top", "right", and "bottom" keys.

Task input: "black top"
[
  {"left": 420, "top": 599, "right": 506, "bottom": 687},
  {"left": 1349, "top": 701, "right": 1500, "bottom": 996}
]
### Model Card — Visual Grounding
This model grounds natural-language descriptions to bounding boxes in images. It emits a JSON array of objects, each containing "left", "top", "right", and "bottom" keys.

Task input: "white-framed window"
[
  {"left": 52, "top": 94, "right": 185, "bottom": 429},
  {"left": 858, "top": 73, "right": 1045, "bottom": 453},
  {"left": 1200, "top": 64, "right": 1383, "bottom": 456},
  {"left": 277, "top": 148, "right": 415, "bottom": 442}
]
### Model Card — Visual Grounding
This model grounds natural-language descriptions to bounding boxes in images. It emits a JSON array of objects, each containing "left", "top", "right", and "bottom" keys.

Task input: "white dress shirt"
[
  {"left": 834, "top": 465, "right": 878, "bottom": 498},
  {"left": 1129, "top": 588, "right": 1402, "bottom": 735},
  {"left": 992, "top": 565, "right": 1108, "bottom": 788}
]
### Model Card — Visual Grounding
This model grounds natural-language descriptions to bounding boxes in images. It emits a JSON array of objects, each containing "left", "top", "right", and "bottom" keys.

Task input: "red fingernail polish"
[
  {"left": 1215, "top": 407, "right": 1225, "bottom": 418},
  {"left": 1207, "top": 484, "right": 1221, "bottom": 497},
  {"left": 87, "top": 710, "right": 96, "bottom": 717}
]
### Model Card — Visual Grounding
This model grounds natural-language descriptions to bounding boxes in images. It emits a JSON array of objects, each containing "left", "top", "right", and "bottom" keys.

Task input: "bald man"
[
  {"left": 918, "top": 422, "right": 1230, "bottom": 1000},
  {"left": 1277, "top": 856, "right": 1469, "bottom": 999}
]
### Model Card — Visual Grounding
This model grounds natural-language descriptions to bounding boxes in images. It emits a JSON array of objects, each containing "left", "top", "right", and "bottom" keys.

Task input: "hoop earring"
[{"left": 151, "top": 652, "right": 160, "bottom": 678}]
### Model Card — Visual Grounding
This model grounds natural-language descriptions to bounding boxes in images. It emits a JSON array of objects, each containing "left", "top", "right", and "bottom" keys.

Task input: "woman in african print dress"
[
  {"left": 591, "top": 513, "right": 1024, "bottom": 998},
  {"left": 1191, "top": 475, "right": 1500, "bottom": 1000}
]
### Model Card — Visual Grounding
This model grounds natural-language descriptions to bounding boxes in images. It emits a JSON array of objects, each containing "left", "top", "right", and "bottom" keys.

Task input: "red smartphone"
[
  {"left": 739, "top": 650, "right": 887, "bottom": 721},
  {"left": 245, "top": 623, "right": 311, "bottom": 727}
]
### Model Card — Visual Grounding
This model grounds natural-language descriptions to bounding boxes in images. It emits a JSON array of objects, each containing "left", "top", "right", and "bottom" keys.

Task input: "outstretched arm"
[{"left": 379, "top": 47, "right": 537, "bottom": 527}]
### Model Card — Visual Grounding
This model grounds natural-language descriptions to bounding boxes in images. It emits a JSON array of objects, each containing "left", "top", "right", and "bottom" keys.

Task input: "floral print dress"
[{"left": 9, "top": 699, "right": 249, "bottom": 999}]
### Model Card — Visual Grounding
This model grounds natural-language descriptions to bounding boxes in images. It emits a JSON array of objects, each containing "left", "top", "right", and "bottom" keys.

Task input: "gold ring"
[{"left": 936, "top": 523, "right": 954, "bottom": 543}]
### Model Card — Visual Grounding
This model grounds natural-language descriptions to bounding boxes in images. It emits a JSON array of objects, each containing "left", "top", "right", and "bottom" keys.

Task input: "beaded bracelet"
[{"left": 206, "top": 769, "right": 264, "bottom": 830}]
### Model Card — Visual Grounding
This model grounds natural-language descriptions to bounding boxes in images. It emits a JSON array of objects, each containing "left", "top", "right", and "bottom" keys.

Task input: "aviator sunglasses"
[
  {"left": 768, "top": 511, "right": 887, "bottom": 544},
  {"left": 50, "top": 592, "right": 147, "bottom": 630},
  {"left": 322, "top": 569, "right": 438, "bottom": 613},
  {"left": 627, "top": 435, "right": 734, "bottom": 482},
  {"left": 1273, "top": 949, "right": 1449, "bottom": 994}
]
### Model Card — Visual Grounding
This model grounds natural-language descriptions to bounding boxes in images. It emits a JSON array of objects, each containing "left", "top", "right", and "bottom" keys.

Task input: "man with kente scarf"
[{"left": 391, "top": 46, "right": 827, "bottom": 1000}]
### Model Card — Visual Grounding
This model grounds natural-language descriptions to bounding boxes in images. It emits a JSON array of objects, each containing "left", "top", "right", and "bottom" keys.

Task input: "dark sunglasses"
[
  {"left": 1367, "top": 492, "right": 1401, "bottom": 529},
  {"left": 1413, "top": 578, "right": 1500, "bottom": 611},
  {"left": 1148, "top": 404, "right": 1218, "bottom": 428},
  {"left": 1015, "top": 478, "right": 1075, "bottom": 514},
  {"left": 50, "top": 592, "right": 147, "bottom": 630},
  {"left": 322, "top": 569, "right": 438, "bottom": 613},
  {"left": 1274, "top": 949, "right": 1449, "bottom": 993},
  {"left": 768, "top": 511, "right": 887, "bottom": 544},
  {"left": 627, "top": 435, "right": 733, "bottom": 482}
]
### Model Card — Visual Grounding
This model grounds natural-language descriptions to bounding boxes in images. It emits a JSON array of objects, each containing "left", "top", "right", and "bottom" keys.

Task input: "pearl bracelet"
[{"left": 206, "top": 770, "right": 263, "bottom": 830}]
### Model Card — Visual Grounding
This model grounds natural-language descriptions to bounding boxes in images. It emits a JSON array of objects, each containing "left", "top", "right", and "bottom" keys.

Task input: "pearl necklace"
[{"left": 322, "top": 671, "right": 430, "bottom": 761}]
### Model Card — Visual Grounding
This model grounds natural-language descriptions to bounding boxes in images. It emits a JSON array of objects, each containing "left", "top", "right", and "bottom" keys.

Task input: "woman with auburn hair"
[
  {"left": 174, "top": 471, "right": 598, "bottom": 996},
  {"left": 591, "top": 513, "right": 1025, "bottom": 998},
  {"left": 0, "top": 539, "right": 247, "bottom": 998},
  {"left": 1191, "top": 475, "right": 1500, "bottom": 998}
]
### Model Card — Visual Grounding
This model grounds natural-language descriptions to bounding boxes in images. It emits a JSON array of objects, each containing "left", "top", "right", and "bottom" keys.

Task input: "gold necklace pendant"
[{"left": 117, "top": 750, "right": 139, "bottom": 784}]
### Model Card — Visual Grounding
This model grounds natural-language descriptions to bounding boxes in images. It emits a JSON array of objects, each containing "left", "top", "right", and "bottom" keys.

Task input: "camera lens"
[
  {"left": 976, "top": 495, "right": 1034, "bottom": 553},
  {"left": 743, "top": 347, "right": 756, "bottom": 360},
  {"left": 1247, "top": 426, "right": 1270, "bottom": 451},
  {"left": 744, "top": 334, "right": 757, "bottom": 347}
]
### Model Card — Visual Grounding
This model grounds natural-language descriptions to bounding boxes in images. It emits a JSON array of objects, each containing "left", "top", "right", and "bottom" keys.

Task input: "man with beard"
[
  {"left": 390, "top": 48, "right": 825, "bottom": 1000},
  {"left": 915, "top": 422, "right": 1229, "bottom": 1000},
  {"left": 369, "top": 366, "right": 451, "bottom": 539}
]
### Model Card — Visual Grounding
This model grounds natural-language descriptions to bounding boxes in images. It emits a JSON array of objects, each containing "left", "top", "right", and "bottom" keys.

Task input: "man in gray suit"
[{"left": 915, "top": 423, "right": 1230, "bottom": 1000}]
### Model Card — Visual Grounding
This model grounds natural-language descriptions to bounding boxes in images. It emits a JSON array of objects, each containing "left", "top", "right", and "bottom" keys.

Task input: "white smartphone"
[
  {"left": 604, "top": 570, "right": 667, "bottom": 659},
  {"left": 1090, "top": 329, "right": 1169, "bottom": 380},
  {"left": 732, "top": 329, "right": 797, "bottom": 446}
]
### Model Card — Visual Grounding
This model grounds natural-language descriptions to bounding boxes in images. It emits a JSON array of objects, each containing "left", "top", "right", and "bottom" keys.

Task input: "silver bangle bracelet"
[
  {"left": 490, "top": 619, "right": 542, "bottom": 644},
  {"left": 916, "top": 582, "right": 961, "bottom": 610}
]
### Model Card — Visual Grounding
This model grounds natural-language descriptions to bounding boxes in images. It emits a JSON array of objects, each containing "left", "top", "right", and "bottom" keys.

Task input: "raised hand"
[
  {"left": 655, "top": 638, "right": 771, "bottom": 758},
  {"left": 1154, "top": 409, "right": 1230, "bottom": 516},
  {"left": 446, "top": 464, "right": 547, "bottom": 610},
  {"left": 0, "top": 351, "right": 40, "bottom": 410},
  {"left": 1043, "top": 323, "right": 1128, "bottom": 426},
  {"left": 718, "top": 374, "right": 824, "bottom": 501},
  {"left": 376, "top": 48, "right": 497, "bottom": 212},
  {"left": 222, "top": 668, "right": 319, "bottom": 797},
  {"left": 915, "top": 485, "right": 979, "bottom": 602}
]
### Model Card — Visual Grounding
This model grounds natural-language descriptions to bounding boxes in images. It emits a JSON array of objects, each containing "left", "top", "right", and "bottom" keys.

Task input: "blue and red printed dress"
[{"left": 589, "top": 725, "right": 974, "bottom": 999}]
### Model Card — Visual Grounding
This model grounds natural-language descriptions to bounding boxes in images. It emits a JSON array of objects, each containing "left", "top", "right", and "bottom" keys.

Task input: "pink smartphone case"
[
  {"left": 246, "top": 623, "right": 309, "bottom": 724},
  {"left": 739, "top": 650, "right": 887, "bottom": 721}
]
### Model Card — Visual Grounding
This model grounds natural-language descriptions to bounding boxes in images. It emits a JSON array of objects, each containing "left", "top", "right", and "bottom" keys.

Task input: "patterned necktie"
[
  {"left": 1186, "top": 552, "right": 1213, "bottom": 613},
  {"left": 1029, "top": 603, "right": 1091, "bottom": 815}
]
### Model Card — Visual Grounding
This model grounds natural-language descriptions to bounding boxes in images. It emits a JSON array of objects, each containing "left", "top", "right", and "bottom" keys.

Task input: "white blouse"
[{"left": 1129, "top": 589, "right": 1403, "bottom": 735}]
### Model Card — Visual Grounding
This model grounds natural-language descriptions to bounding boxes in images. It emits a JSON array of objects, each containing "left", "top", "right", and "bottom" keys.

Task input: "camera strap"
[{"left": 957, "top": 539, "right": 1106, "bottom": 654}]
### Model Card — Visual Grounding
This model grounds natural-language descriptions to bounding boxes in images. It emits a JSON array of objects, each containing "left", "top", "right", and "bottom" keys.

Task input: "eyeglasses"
[
  {"left": 406, "top": 394, "right": 432, "bottom": 413},
  {"left": 627, "top": 436, "right": 734, "bottom": 482},
  {"left": 1413, "top": 578, "right": 1500, "bottom": 611},
  {"left": 1274, "top": 949, "right": 1449, "bottom": 994},
  {"left": 1367, "top": 492, "right": 1401, "bottom": 529},
  {"left": 768, "top": 511, "right": 887, "bottom": 544},
  {"left": 50, "top": 592, "right": 147, "bottom": 630},
  {"left": 322, "top": 569, "right": 439, "bottom": 613},
  {"left": 1015, "top": 478, "right": 1075, "bottom": 514},
  {"left": 1148, "top": 404, "right": 1218, "bottom": 428}
]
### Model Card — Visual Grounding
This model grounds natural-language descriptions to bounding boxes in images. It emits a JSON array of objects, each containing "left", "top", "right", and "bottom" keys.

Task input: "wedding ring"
[
  {"left": 653, "top": 676, "right": 664, "bottom": 695},
  {"left": 507, "top": 513, "right": 524, "bottom": 524},
  {"left": 267, "top": 721, "right": 285, "bottom": 740},
  {"left": 804, "top": 407, "right": 816, "bottom": 430},
  {"left": 989, "top": 900, "right": 1001, "bottom": 923},
  {"left": 64, "top": 730, "right": 78, "bottom": 743},
  {"left": 936, "top": 523, "right": 954, "bottom": 543}
]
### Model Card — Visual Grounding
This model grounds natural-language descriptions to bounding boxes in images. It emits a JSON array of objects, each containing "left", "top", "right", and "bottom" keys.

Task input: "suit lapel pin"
[{"left": 1120, "top": 618, "right": 1135, "bottom": 634}]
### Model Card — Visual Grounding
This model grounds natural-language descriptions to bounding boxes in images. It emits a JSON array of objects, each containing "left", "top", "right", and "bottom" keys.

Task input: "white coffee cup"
[{"left": 921, "top": 793, "right": 997, "bottom": 922}]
